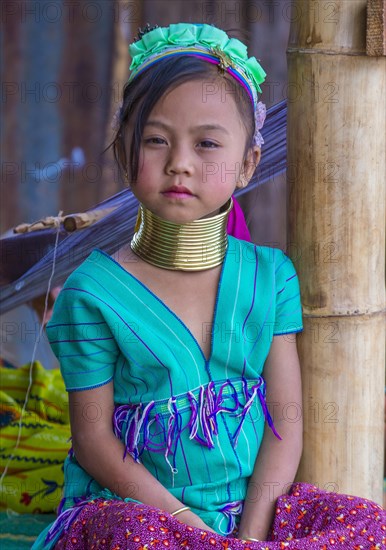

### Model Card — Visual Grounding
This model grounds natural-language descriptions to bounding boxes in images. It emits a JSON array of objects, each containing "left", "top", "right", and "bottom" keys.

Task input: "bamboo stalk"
[
  {"left": 367, "top": 0, "right": 386, "bottom": 56},
  {"left": 287, "top": 0, "right": 385, "bottom": 503}
]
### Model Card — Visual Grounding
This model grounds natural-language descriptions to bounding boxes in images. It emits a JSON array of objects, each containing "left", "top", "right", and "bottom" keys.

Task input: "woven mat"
[{"left": 0, "top": 512, "right": 55, "bottom": 549}]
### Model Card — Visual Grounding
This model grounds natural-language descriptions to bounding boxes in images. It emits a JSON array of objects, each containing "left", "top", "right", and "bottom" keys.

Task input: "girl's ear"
[{"left": 237, "top": 145, "right": 261, "bottom": 188}]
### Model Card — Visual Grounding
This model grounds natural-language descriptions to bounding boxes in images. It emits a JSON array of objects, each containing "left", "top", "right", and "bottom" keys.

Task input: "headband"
[{"left": 127, "top": 23, "right": 267, "bottom": 146}]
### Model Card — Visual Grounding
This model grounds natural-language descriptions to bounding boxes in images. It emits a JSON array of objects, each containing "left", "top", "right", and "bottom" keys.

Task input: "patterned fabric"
[
  {"left": 49, "top": 483, "right": 385, "bottom": 549},
  {"left": 35, "top": 236, "right": 302, "bottom": 548},
  {"left": 0, "top": 362, "right": 70, "bottom": 513}
]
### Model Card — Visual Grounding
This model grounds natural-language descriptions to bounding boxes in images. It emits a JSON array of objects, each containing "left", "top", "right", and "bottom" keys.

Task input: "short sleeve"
[
  {"left": 46, "top": 282, "right": 119, "bottom": 392},
  {"left": 273, "top": 250, "right": 303, "bottom": 335}
]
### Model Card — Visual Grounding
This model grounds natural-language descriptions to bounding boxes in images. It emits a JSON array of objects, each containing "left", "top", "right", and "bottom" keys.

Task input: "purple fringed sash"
[
  {"left": 165, "top": 396, "right": 184, "bottom": 474},
  {"left": 45, "top": 496, "right": 90, "bottom": 545},
  {"left": 241, "top": 377, "right": 282, "bottom": 442},
  {"left": 113, "top": 400, "right": 156, "bottom": 461},
  {"left": 187, "top": 382, "right": 219, "bottom": 448},
  {"left": 112, "top": 377, "right": 280, "bottom": 472},
  {"left": 219, "top": 500, "right": 244, "bottom": 535}
]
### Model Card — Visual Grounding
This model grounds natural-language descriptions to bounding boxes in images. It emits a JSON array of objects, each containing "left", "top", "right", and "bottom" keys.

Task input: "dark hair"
[{"left": 109, "top": 56, "right": 255, "bottom": 182}]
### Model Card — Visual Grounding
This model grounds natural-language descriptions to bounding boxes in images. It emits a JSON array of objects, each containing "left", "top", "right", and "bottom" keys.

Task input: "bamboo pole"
[
  {"left": 287, "top": 1, "right": 385, "bottom": 504},
  {"left": 367, "top": 0, "right": 386, "bottom": 55},
  {"left": 101, "top": 0, "right": 143, "bottom": 197}
]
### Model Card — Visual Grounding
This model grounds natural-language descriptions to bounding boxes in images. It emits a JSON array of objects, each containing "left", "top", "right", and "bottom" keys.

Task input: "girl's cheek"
[
  {"left": 203, "top": 167, "right": 241, "bottom": 187},
  {"left": 203, "top": 152, "right": 242, "bottom": 181}
]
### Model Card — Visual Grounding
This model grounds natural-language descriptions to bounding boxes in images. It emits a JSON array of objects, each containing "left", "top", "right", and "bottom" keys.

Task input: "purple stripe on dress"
[
  {"left": 275, "top": 254, "right": 289, "bottom": 274},
  {"left": 47, "top": 321, "right": 106, "bottom": 328},
  {"left": 273, "top": 327, "right": 303, "bottom": 336},
  {"left": 242, "top": 245, "right": 259, "bottom": 335},
  {"left": 59, "top": 349, "right": 105, "bottom": 359},
  {"left": 277, "top": 293, "right": 301, "bottom": 307},
  {"left": 50, "top": 336, "right": 113, "bottom": 344},
  {"left": 247, "top": 277, "right": 276, "bottom": 360},
  {"left": 67, "top": 377, "right": 114, "bottom": 392},
  {"left": 286, "top": 273, "right": 297, "bottom": 283},
  {"left": 63, "top": 363, "right": 115, "bottom": 377},
  {"left": 178, "top": 439, "right": 193, "bottom": 486}
]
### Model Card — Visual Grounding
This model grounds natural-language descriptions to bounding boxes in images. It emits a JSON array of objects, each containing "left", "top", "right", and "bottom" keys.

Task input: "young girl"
[{"left": 33, "top": 23, "right": 384, "bottom": 549}]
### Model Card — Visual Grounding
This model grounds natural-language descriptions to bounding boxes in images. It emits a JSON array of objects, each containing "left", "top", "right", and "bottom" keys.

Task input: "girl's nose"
[{"left": 165, "top": 145, "right": 194, "bottom": 176}]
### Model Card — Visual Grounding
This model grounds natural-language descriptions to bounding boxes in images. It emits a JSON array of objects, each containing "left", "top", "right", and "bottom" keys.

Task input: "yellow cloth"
[{"left": 0, "top": 362, "right": 70, "bottom": 513}]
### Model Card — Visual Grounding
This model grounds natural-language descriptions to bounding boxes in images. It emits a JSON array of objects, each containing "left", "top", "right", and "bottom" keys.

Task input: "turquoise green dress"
[{"left": 33, "top": 236, "right": 303, "bottom": 548}]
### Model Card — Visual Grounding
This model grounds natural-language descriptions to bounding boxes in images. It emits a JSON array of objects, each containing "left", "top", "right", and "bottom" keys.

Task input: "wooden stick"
[
  {"left": 13, "top": 207, "right": 116, "bottom": 233},
  {"left": 14, "top": 216, "right": 65, "bottom": 234},
  {"left": 63, "top": 207, "right": 116, "bottom": 232}
]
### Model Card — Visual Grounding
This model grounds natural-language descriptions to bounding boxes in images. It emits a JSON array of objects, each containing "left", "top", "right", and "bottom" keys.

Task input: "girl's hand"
[
  {"left": 236, "top": 529, "right": 265, "bottom": 543},
  {"left": 174, "top": 509, "right": 216, "bottom": 533}
]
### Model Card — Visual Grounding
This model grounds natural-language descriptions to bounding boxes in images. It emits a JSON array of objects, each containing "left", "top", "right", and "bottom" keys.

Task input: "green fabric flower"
[{"left": 128, "top": 23, "right": 266, "bottom": 94}]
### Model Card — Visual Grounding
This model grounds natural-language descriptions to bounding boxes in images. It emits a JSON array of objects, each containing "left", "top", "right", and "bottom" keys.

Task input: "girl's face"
[{"left": 125, "top": 78, "right": 260, "bottom": 224}]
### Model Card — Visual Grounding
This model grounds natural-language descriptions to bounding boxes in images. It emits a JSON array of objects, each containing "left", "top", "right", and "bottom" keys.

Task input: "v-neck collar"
[{"left": 93, "top": 238, "right": 230, "bottom": 364}]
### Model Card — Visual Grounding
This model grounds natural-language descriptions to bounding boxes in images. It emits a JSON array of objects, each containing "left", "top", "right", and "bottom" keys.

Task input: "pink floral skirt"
[{"left": 54, "top": 482, "right": 385, "bottom": 549}]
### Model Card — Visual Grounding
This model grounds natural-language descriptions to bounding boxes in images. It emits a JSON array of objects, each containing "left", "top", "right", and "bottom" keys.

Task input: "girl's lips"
[
  {"left": 162, "top": 191, "right": 194, "bottom": 199},
  {"left": 162, "top": 186, "right": 194, "bottom": 199}
]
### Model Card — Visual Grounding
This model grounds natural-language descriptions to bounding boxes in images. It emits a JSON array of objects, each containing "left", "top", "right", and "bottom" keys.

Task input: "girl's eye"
[
  {"left": 144, "top": 137, "right": 167, "bottom": 145},
  {"left": 198, "top": 140, "right": 218, "bottom": 149}
]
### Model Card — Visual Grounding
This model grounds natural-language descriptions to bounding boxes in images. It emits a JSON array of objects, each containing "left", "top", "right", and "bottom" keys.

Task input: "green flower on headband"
[{"left": 129, "top": 23, "right": 266, "bottom": 94}]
